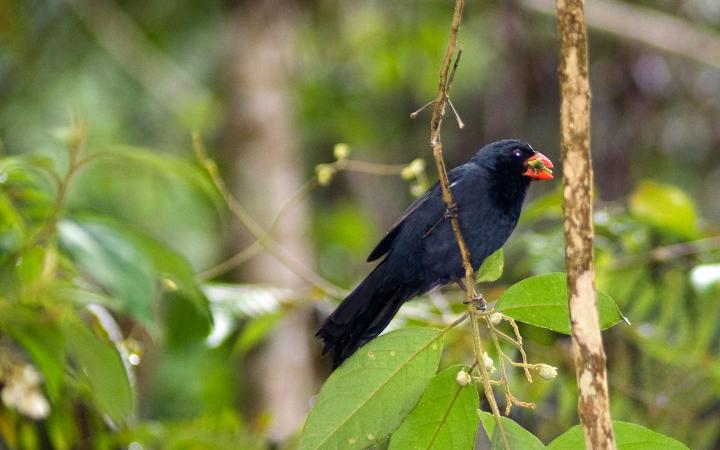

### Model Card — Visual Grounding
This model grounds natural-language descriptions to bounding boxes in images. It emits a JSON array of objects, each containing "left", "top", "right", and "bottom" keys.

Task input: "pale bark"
[
  {"left": 224, "top": 0, "right": 316, "bottom": 443},
  {"left": 556, "top": 0, "right": 616, "bottom": 448}
]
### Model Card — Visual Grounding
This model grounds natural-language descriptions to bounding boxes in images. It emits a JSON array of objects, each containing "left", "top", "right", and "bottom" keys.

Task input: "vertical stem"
[
  {"left": 427, "top": 1, "right": 509, "bottom": 448},
  {"left": 556, "top": 0, "right": 616, "bottom": 448}
]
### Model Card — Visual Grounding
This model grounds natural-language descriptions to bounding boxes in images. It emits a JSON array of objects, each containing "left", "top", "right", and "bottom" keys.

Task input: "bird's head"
[{"left": 472, "top": 139, "right": 554, "bottom": 181}]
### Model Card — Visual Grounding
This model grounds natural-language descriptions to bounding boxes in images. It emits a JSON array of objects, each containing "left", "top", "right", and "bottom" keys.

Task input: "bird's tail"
[{"left": 317, "top": 263, "right": 411, "bottom": 369}]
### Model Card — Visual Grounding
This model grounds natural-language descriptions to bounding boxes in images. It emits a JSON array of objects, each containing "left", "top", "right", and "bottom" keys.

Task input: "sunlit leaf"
[
  {"left": 58, "top": 219, "right": 156, "bottom": 329},
  {"left": 299, "top": 328, "right": 444, "bottom": 450},
  {"left": 629, "top": 180, "right": 698, "bottom": 239},
  {"left": 495, "top": 273, "right": 625, "bottom": 334},
  {"left": 389, "top": 365, "right": 478, "bottom": 450},
  {"left": 64, "top": 324, "right": 133, "bottom": 423},
  {"left": 479, "top": 410, "right": 545, "bottom": 450},
  {"left": 548, "top": 421, "right": 689, "bottom": 450},
  {"left": 477, "top": 249, "right": 504, "bottom": 283},
  {"left": 203, "top": 283, "right": 297, "bottom": 319}
]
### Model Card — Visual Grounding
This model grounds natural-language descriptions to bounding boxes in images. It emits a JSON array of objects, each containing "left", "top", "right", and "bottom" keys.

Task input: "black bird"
[{"left": 317, "top": 139, "right": 554, "bottom": 368}]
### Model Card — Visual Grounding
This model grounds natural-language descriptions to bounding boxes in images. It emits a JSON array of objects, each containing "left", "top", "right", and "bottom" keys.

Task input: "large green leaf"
[
  {"left": 477, "top": 249, "right": 504, "bottom": 283},
  {"left": 126, "top": 229, "right": 213, "bottom": 339},
  {"left": 64, "top": 324, "right": 133, "bottom": 423},
  {"left": 479, "top": 411, "right": 545, "bottom": 450},
  {"left": 548, "top": 421, "right": 689, "bottom": 450},
  {"left": 495, "top": 273, "right": 625, "bottom": 334},
  {"left": 629, "top": 180, "right": 698, "bottom": 239},
  {"left": 58, "top": 219, "right": 156, "bottom": 329},
  {"left": 389, "top": 365, "right": 479, "bottom": 450},
  {"left": 5, "top": 318, "right": 65, "bottom": 401},
  {"left": 299, "top": 328, "right": 444, "bottom": 450}
]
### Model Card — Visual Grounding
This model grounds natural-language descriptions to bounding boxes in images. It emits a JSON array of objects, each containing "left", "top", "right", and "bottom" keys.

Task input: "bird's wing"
[{"left": 366, "top": 164, "right": 470, "bottom": 262}]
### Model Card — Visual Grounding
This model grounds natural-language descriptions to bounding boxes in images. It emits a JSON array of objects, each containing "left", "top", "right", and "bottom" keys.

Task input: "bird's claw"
[
  {"left": 463, "top": 294, "right": 487, "bottom": 311},
  {"left": 444, "top": 204, "right": 459, "bottom": 219}
]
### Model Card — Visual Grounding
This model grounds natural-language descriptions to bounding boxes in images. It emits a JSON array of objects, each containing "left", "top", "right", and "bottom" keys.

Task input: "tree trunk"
[
  {"left": 556, "top": 0, "right": 616, "bottom": 448},
  {"left": 224, "top": 0, "right": 317, "bottom": 443}
]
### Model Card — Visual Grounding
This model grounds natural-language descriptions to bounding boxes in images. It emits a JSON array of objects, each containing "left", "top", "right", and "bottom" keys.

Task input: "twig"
[
  {"left": 556, "top": 0, "right": 616, "bottom": 448},
  {"left": 487, "top": 317, "right": 533, "bottom": 383},
  {"left": 198, "top": 158, "right": 411, "bottom": 280},
  {"left": 192, "top": 134, "right": 347, "bottom": 299},
  {"left": 425, "top": 1, "right": 510, "bottom": 448},
  {"left": 341, "top": 159, "right": 407, "bottom": 175},
  {"left": 608, "top": 235, "right": 720, "bottom": 270},
  {"left": 66, "top": 0, "right": 211, "bottom": 121},
  {"left": 485, "top": 317, "right": 536, "bottom": 415},
  {"left": 446, "top": 49, "right": 465, "bottom": 129},
  {"left": 410, "top": 101, "right": 435, "bottom": 119},
  {"left": 198, "top": 179, "right": 316, "bottom": 280},
  {"left": 522, "top": 0, "right": 720, "bottom": 71}
]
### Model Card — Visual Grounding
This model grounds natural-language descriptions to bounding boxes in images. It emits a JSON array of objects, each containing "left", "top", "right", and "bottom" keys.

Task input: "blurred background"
[{"left": 1, "top": 0, "right": 719, "bottom": 448}]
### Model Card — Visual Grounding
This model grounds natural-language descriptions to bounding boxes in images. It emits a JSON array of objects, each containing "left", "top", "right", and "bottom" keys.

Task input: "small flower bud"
[
  {"left": 410, "top": 183, "right": 425, "bottom": 197},
  {"left": 333, "top": 143, "right": 350, "bottom": 161},
  {"left": 488, "top": 312, "right": 503, "bottom": 325},
  {"left": 401, "top": 158, "right": 426, "bottom": 180},
  {"left": 409, "top": 158, "right": 426, "bottom": 174},
  {"left": 18, "top": 390, "right": 49, "bottom": 420},
  {"left": 162, "top": 278, "right": 178, "bottom": 291},
  {"left": 483, "top": 352, "right": 495, "bottom": 373},
  {"left": 455, "top": 370, "right": 472, "bottom": 387},
  {"left": 536, "top": 364, "right": 558, "bottom": 380},
  {"left": 401, "top": 166, "right": 415, "bottom": 180},
  {"left": 316, "top": 164, "right": 335, "bottom": 186}
]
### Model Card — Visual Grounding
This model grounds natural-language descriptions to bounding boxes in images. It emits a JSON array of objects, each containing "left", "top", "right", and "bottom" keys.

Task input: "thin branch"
[
  {"left": 341, "top": 159, "right": 407, "bottom": 175},
  {"left": 198, "top": 179, "right": 316, "bottom": 280},
  {"left": 66, "top": 0, "right": 211, "bottom": 121},
  {"left": 608, "top": 235, "right": 720, "bottom": 270},
  {"left": 410, "top": 101, "right": 435, "bottom": 119},
  {"left": 556, "top": 0, "right": 616, "bottom": 448},
  {"left": 425, "top": 1, "right": 510, "bottom": 448},
  {"left": 485, "top": 317, "right": 536, "bottom": 415},
  {"left": 522, "top": 0, "right": 720, "bottom": 71},
  {"left": 198, "top": 158, "right": 410, "bottom": 280},
  {"left": 192, "top": 135, "right": 347, "bottom": 298}
]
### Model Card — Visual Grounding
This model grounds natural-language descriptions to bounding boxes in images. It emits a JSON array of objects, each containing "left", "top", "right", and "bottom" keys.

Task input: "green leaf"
[
  {"left": 477, "top": 249, "right": 504, "bottom": 283},
  {"left": 126, "top": 229, "right": 212, "bottom": 336},
  {"left": 548, "top": 421, "right": 689, "bottom": 450},
  {"left": 58, "top": 219, "right": 156, "bottom": 329},
  {"left": 64, "top": 324, "right": 133, "bottom": 423},
  {"left": 389, "top": 365, "right": 479, "bottom": 450},
  {"left": 629, "top": 180, "right": 698, "bottom": 239},
  {"left": 16, "top": 246, "right": 45, "bottom": 285},
  {"left": 5, "top": 318, "right": 65, "bottom": 401},
  {"left": 495, "top": 273, "right": 625, "bottom": 335},
  {"left": 299, "top": 328, "right": 444, "bottom": 450},
  {"left": 479, "top": 410, "right": 545, "bottom": 450}
]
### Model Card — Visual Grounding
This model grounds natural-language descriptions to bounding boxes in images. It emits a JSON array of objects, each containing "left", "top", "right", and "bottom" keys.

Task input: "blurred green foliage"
[{"left": 0, "top": 0, "right": 719, "bottom": 449}]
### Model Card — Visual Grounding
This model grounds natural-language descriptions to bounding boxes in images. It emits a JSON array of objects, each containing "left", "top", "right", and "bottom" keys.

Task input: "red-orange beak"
[{"left": 523, "top": 152, "right": 554, "bottom": 180}]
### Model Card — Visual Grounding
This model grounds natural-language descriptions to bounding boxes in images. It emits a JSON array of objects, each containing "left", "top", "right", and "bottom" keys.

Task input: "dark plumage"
[{"left": 317, "top": 139, "right": 553, "bottom": 368}]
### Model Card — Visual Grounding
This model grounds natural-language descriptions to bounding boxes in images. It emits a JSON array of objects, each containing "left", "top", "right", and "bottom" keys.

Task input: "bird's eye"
[{"left": 512, "top": 149, "right": 523, "bottom": 159}]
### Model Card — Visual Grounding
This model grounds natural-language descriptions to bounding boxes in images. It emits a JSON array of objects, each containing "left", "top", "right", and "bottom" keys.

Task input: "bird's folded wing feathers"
[{"left": 366, "top": 164, "right": 471, "bottom": 262}]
